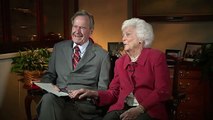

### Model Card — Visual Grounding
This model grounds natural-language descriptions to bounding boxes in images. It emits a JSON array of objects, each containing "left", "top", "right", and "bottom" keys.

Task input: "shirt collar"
[{"left": 73, "top": 40, "right": 89, "bottom": 54}]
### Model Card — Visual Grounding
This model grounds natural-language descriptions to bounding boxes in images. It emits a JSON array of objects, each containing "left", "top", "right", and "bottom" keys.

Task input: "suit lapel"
[{"left": 62, "top": 40, "right": 74, "bottom": 71}]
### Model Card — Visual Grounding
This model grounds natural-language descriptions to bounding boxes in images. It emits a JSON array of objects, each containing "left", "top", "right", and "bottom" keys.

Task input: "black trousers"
[{"left": 102, "top": 104, "right": 154, "bottom": 120}]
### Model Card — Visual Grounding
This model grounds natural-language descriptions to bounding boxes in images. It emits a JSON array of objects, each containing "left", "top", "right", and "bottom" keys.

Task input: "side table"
[{"left": 24, "top": 84, "right": 44, "bottom": 120}]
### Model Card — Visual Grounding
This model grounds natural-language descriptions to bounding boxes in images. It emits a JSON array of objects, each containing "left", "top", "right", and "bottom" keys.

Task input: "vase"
[{"left": 23, "top": 70, "right": 44, "bottom": 88}]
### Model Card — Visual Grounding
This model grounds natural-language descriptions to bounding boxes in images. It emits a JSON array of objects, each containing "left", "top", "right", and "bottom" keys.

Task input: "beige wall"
[
  {"left": 152, "top": 22, "right": 213, "bottom": 52},
  {"left": 79, "top": 0, "right": 128, "bottom": 50},
  {"left": 79, "top": 0, "right": 213, "bottom": 53},
  {"left": 0, "top": 1, "right": 213, "bottom": 119}
]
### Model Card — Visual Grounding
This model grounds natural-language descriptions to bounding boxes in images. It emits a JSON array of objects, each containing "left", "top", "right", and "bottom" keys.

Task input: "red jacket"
[{"left": 98, "top": 48, "right": 171, "bottom": 120}]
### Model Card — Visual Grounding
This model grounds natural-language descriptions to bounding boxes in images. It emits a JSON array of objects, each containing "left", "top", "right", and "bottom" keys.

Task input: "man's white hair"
[{"left": 121, "top": 18, "right": 154, "bottom": 48}]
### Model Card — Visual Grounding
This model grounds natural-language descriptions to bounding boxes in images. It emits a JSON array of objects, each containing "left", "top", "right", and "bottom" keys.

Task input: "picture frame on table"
[
  {"left": 108, "top": 42, "right": 124, "bottom": 57},
  {"left": 183, "top": 42, "right": 205, "bottom": 62},
  {"left": 165, "top": 49, "right": 181, "bottom": 67}
]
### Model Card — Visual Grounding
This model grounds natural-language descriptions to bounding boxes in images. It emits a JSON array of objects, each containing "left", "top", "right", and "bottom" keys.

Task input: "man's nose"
[{"left": 76, "top": 27, "right": 82, "bottom": 33}]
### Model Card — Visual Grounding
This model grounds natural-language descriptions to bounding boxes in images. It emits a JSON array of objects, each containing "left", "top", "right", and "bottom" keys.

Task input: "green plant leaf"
[{"left": 11, "top": 48, "right": 51, "bottom": 73}]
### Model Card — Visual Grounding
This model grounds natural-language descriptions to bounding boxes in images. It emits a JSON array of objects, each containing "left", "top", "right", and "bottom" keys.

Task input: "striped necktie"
[{"left": 73, "top": 46, "right": 80, "bottom": 69}]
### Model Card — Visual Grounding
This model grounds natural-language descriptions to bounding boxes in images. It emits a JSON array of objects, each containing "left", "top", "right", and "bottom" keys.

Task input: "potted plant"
[
  {"left": 11, "top": 48, "right": 51, "bottom": 87},
  {"left": 193, "top": 43, "right": 213, "bottom": 80},
  {"left": 193, "top": 43, "right": 213, "bottom": 119}
]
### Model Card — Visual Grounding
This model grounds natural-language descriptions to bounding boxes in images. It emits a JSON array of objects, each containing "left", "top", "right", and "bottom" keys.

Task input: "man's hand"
[
  {"left": 68, "top": 88, "right": 98, "bottom": 99},
  {"left": 120, "top": 105, "right": 144, "bottom": 120},
  {"left": 52, "top": 85, "right": 60, "bottom": 92}
]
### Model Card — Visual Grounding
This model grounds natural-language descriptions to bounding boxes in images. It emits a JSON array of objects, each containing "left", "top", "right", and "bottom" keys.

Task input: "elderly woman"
[{"left": 69, "top": 18, "right": 171, "bottom": 120}]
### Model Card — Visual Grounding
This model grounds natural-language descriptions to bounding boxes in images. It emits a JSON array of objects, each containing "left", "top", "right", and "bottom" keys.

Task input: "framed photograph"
[
  {"left": 131, "top": 0, "right": 213, "bottom": 22},
  {"left": 165, "top": 49, "right": 181, "bottom": 67},
  {"left": 108, "top": 42, "right": 124, "bottom": 57},
  {"left": 183, "top": 42, "right": 205, "bottom": 62}
]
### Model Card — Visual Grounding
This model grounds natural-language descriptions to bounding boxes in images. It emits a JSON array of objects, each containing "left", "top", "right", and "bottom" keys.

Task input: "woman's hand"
[
  {"left": 68, "top": 88, "right": 98, "bottom": 99},
  {"left": 120, "top": 105, "right": 144, "bottom": 120}
]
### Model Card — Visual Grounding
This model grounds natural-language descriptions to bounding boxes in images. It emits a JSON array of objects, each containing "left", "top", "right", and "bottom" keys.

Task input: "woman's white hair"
[{"left": 121, "top": 18, "right": 154, "bottom": 48}]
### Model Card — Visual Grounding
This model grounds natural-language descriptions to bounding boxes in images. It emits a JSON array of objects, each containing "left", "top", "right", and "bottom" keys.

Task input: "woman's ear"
[
  {"left": 139, "top": 40, "right": 145, "bottom": 45},
  {"left": 139, "top": 40, "right": 143, "bottom": 44}
]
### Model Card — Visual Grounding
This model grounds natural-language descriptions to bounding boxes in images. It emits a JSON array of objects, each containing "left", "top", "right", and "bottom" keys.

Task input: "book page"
[{"left": 34, "top": 82, "right": 69, "bottom": 97}]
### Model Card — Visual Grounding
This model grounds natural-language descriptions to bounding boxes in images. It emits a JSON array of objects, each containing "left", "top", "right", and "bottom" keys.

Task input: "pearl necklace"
[{"left": 130, "top": 55, "right": 139, "bottom": 62}]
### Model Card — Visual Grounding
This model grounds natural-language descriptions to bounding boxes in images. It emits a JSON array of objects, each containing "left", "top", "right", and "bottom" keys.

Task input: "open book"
[{"left": 34, "top": 82, "right": 69, "bottom": 97}]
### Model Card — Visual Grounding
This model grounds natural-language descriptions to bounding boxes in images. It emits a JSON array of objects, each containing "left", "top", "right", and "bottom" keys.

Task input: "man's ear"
[{"left": 90, "top": 29, "right": 94, "bottom": 34}]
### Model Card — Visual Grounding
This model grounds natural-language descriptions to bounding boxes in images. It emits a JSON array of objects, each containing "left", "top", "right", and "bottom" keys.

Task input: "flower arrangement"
[
  {"left": 11, "top": 48, "right": 51, "bottom": 87},
  {"left": 11, "top": 48, "right": 51, "bottom": 73},
  {"left": 193, "top": 43, "right": 213, "bottom": 80}
]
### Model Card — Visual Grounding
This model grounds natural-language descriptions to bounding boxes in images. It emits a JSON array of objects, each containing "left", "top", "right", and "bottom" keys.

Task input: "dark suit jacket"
[
  {"left": 41, "top": 40, "right": 111, "bottom": 91},
  {"left": 98, "top": 48, "right": 171, "bottom": 120}
]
